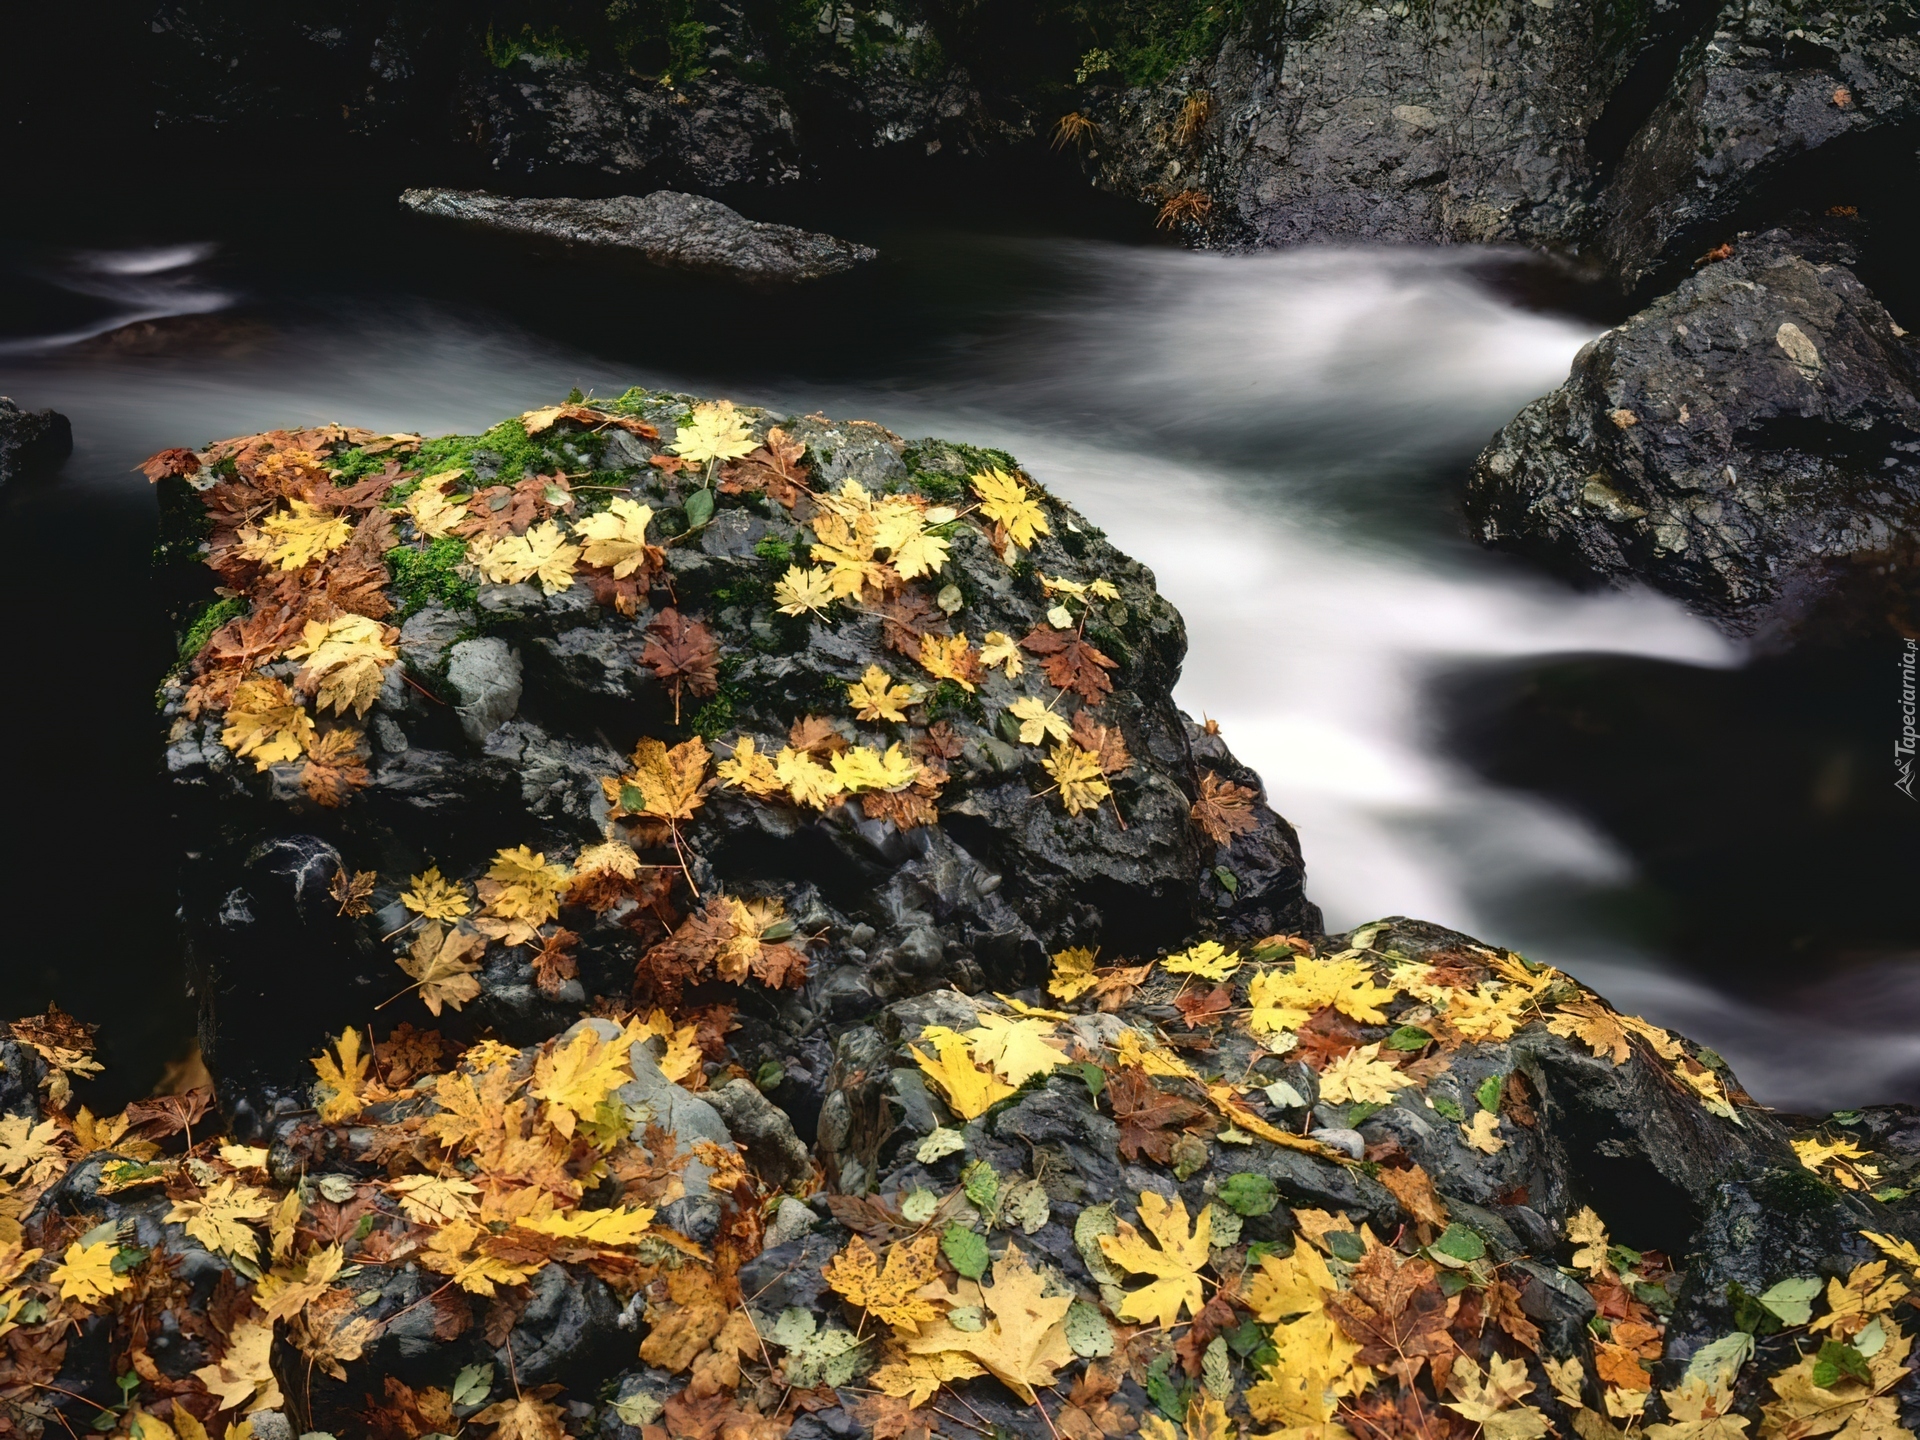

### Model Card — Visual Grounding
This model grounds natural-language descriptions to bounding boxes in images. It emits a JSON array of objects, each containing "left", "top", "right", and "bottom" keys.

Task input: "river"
[{"left": 3, "top": 210, "right": 1912, "bottom": 1111}]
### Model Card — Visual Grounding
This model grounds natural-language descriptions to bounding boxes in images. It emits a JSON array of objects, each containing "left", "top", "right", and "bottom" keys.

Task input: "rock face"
[
  {"left": 1592, "top": 0, "right": 1920, "bottom": 294},
  {"left": 399, "top": 187, "right": 876, "bottom": 283},
  {"left": 0, "top": 396, "right": 73, "bottom": 483},
  {"left": 1465, "top": 231, "right": 1920, "bottom": 639},
  {"left": 155, "top": 394, "right": 1314, "bottom": 1115}
]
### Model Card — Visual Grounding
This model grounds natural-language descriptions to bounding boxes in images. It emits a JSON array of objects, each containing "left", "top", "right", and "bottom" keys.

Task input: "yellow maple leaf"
[
  {"left": 479, "top": 845, "right": 572, "bottom": 929},
  {"left": 50, "top": 1239, "right": 130, "bottom": 1302},
  {"left": 312, "top": 1026, "right": 370, "bottom": 1123},
  {"left": 1762, "top": 1313, "right": 1911, "bottom": 1437},
  {"left": 961, "top": 1013, "right": 1067, "bottom": 1086},
  {"left": 1445, "top": 1355, "right": 1550, "bottom": 1439},
  {"left": 1164, "top": 940, "right": 1240, "bottom": 981},
  {"left": 611, "top": 736, "right": 712, "bottom": 822},
  {"left": 531, "top": 1023, "right": 635, "bottom": 1138},
  {"left": 575, "top": 838, "right": 639, "bottom": 879},
  {"left": 219, "top": 678, "right": 316, "bottom": 770},
  {"left": 671, "top": 399, "right": 757, "bottom": 467},
  {"left": 809, "top": 510, "right": 893, "bottom": 600},
  {"left": 918, "top": 633, "right": 978, "bottom": 691},
  {"left": 420, "top": 1220, "right": 538, "bottom": 1296},
  {"left": 1098, "top": 1191, "right": 1212, "bottom": 1328},
  {"left": 1248, "top": 954, "right": 1398, "bottom": 1033},
  {"left": 875, "top": 509, "right": 951, "bottom": 581},
  {"left": 1861, "top": 1230, "right": 1920, "bottom": 1276},
  {"left": 716, "top": 734, "right": 785, "bottom": 796},
  {"left": 255, "top": 1241, "right": 344, "bottom": 1322},
  {"left": 1246, "top": 1308, "right": 1370, "bottom": 1427},
  {"left": 167, "top": 1179, "right": 276, "bottom": 1264},
  {"left": 902, "top": 1241, "right": 1072, "bottom": 1401},
  {"left": 1794, "top": 1136, "right": 1879, "bottom": 1189},
  {"left": 468, "top": 519, "right": 582, "bottom": 594},
  {"left": 849, "top": 664, "right": 919, "bottom": 722},
  {"left": 284, "top": 613, "right": 398, "bottom": 718},
  {"left": 1048, "top": 946, "right": 1099, "bottom": 1002},
  {"left": 474, "top": 1394, "right": 569, "bottom": 1440},
  {"left": 238, "top": 498, "right": 353, "bottom": 570},
  {"left": 970, "top": 466, "right": 1049, "bottom": 551},
  {"left": 1809, "top": 1261, "right": 1908, "bottom": 1340},
  {"left": 196, "top": 1318, "right": 283, "bottom": 1413},
  {"left": 1008, "top": 696, "right": 1071, "bottom": 747},
  {"left": 980, "top": 631, "right": 1023, "bottom": 678},
  {"left": 1546, "top": 1002, "right": 1633, "bottom": 1065},
  {"left": 398, "top": 922, "right": 485, "bottom": 1015},
  {"left": 1317, "top": 1043, "right": 1415, "bottom": 1106},
  {"left": 1461, "top": 1110, "right": 1505, "bottom": 1154},
  {"left": 1249, "top": 1236, "right": 1336, "bottom": 1322},
  {"left": 831, "top": 743, "right": 920, "bottom": 793},
  {"left": 520, "top": 1206, "right": 656, "bottom": 1245},
  {"left": 826, "top": 1233, "right": 944, "bottom": 1332},
  {"left": 573, "top": 496, "right": 655, "bottom": 577},
  {"left": 400, "top": 865, "right": 470, "bottom": 920},
  {"left": 388, "top": 1174, "right": 481, "bottom": 1226},
  {"left": 1647, "top": 1376, "right": 1748, "bottom": 1439},
  {"left": 870, "top": 1350, "right": 988, "bottom": 1407},
  {"left": 0, "top": 1115, "right": 65, "bottom": 1187},
  {"left": 400, "top": 470, "right": 470, "bottom": 538},
  {"left": 1568, "top": 1206, "right": 1612, "bottom": 1278},
  {"left": 1043, "top": 742, "right": 1111, "bottom": 816},
  {"left": 1114, "top": 1028, "right": 1198, "bottom": 1081},
  {"left": 1674, "top": 1060, "right": 1740, "bottom": 1123},
  {"left": 774, "top": 744, "right": 847, "bottom": 808},
  {"left": 773, "top": 564, "right": 837, "bottom": 618},
  {"left": 910, "top": 1030, "right": 1017, "bottom": 1120}
]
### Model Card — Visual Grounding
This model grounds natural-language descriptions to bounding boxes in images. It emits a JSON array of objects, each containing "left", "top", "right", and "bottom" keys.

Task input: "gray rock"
[
  {"left": 705, "top": 1078, "right": 814, "bottom": 1188},
  {"left": 0, "top": 396, "right": 72, "bottom": 482},
  {"left": 1466, "top": 232, "right": 1920, "bottom": 640},
  {"left": 445, "top": 636, "right": 523, "bottom": 742},
  {"left": 399, "top": 187, "right": 875, "bottom": 284},
  {"left": 764, "top": 1196, "right": 818, "bottom": 1251}
]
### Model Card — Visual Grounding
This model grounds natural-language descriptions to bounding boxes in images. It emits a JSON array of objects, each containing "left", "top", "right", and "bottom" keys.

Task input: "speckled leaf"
[{"left": 1065, "top": 1300, "right": 1114, "bottom": 1357}]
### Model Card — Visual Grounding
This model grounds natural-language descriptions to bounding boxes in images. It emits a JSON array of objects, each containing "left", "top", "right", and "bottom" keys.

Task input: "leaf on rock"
[
  {"left": 640, "top": 609, "right": 721, "bottom": 723},
  {"left": 219, "top": 678, "right": 315, "bottom": 770},
  {"left": 850, "top": 665, "right": 920, "bottom": 723},
  {"left": 1071, "top": 712, "right": 1133, "bottom": 774},
  {"left": 1325, "top": 1244, "right": 1457, "bottom": 1388},
  {"left": 910, "top": 1030, "right": 1017, "bottom": 1120},
  {"left": 1049, "top": 946, "right": 1100, "bottom": 1002},
  {"left": 401, "top": 865, "right": 470, "bottom": 920},
  {"left": 902, "top": 1241, "right": 1073, "bottom": 1401},
  {"left": 980, "top": 630, "right": 1024, "bottom": 678},
  {"left": 1043, "top": 742, "right": 1112, "bottom": 816},
  {"left": 1020, "top": 624, "right": 1117, "bottom": 705},
  {"left": 825, "top": 1234, "right": 944, "bottom": 1333},
  {"left": 1318, "top": 1043, "right": 1416, "bottom": 1106},
  {"left": 1097, "top": 1191, "right": 1213, "bottom": 1328},
  {"left": 399, "top": 922, "right": 486, "bottom": 1015},
  {"left": 773, "top": 565, "right": 836, "bottom": 618},
  {"left": 962, "top": 1013, "right": 1068, "bottom": 1086},
  {"left": 1164, "top": 941, "right": 1240, "bottom": 981},
  {"left": 284, "top": 613, "right": 398, "bottom": 718},
  {"left": 671, "top": 400, "right": 758, "bottom": 468},
  {"left": 917, "top": 633, "right": 980, "bottom": 691},
  {"left": 1191, "top": 770, "right": 1260, "bottom": 847},
  {"left": 237, "top": 499, "right": 354, "bottom": 571},
  {"left": 1107, "top": 1067, "right": 1208, "bottom": 1164},
  {"left": 312, "top": 1026, "right": 371, "bottom": 1123},
  {"left": 50, "top": 1240, "right": 131, "bottom": 1303},
  {"left": 970, "top": 466, "right": 1050, "bottom": 552},
  {"left": 166, "top": 1178, "right": 276, "bottom": 1265}
]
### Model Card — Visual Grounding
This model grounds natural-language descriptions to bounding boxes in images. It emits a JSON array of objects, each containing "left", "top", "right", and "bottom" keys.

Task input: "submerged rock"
[
  {"left": 0, "top": 396, "right": 72, "bottom": 483},
  {"left": 1466, "top": 231, "right": 1920, "bottom": 640},
  {"left": 399, "top": 187, "right": 876, "bottom": 283}
]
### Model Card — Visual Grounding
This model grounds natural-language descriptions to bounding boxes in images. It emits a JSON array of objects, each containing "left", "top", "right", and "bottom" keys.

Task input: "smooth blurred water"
[{"left": 2, "top": 227, "right": 1909, "bottom": 1110}]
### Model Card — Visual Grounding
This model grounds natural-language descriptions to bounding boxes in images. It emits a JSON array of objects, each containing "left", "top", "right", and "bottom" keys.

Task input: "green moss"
[
  {"left": 754, "top": 535, "right": 793, "bottom": 568},
  {"left": 928, "top": 679, "right": 987, "bottom": 726},
  {"left": 484, "top": 23, "right": 589, "bottom": 69},
  {"left": 415, "top": 417, "right": 570, "bottom": 484},
  {"left": 325, "top": 447, "right": 389, "bottom": 483},
  {"left": 388, "top": 537, "right": 478, "bottom": 617},
  {"left": 912, "top": 471, "right": 963, "bottom": 502},
  {"left": 691, "top": 694, "right": 736, "bottom": 740},
  {"left": 1756, "top": 1165, "right": 1842, "bottom": 1216},
  {"left": 1067, "top": 0, "right": 1242, "bottom": 86},
  {"left": 178, "top": 596, "right": 245, "bottom": 661}
]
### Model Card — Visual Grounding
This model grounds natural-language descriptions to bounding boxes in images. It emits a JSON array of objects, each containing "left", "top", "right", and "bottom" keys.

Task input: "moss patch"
[
  {"left": 178, "top": 596, "right": 245, "bottom": 662},
  {"left": 388, "top": 537, "right": 478, "bottom": 617}
]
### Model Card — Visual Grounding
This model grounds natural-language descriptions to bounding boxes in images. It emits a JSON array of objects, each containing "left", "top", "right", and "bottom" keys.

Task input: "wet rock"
[
  {"left": 399, "top": 188, "right": 876, "bottom": 284},
  {"left": 704, "top": 1079, "right": 813, "bottom": 1189},
  {"left": 445, "top": 636, "right": 523, "bottom": 742},
  {"left": 0, "top": 396, "right": 72, "bottom": 483},
  {"left": 1594, "top": 0, "right": 1920, "bottom": 294},
  {"left": 1466, "top": 232, "right": 1920, "bottom": 641}
]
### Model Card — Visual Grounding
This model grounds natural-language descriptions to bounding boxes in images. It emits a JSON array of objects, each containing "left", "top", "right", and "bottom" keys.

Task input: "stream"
[{"left": 3, "top": 211, "right": 1912, "bottom": 1112}]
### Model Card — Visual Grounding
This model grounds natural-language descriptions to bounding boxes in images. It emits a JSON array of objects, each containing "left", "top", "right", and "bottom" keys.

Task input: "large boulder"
[
  {"left": 155, "top": 394, "right": 1315, "bottom": 1111},
  {"left": 1593, "top": 0, "right": 1920, "bottom": 295},
  {"left": 398, "top": 187, "right": 876, "bottom": 283},
  {"left": 1465, "top": 230, "right": 1920, "bottom": 639},
  {"left": 0, "top": 396, "right": 72, "bottom": 483}
]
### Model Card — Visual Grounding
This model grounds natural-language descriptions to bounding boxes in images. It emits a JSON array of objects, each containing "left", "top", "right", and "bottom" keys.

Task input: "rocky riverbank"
[{"left": 0, "top": 395, "right": 1910, "bottom": 1440}]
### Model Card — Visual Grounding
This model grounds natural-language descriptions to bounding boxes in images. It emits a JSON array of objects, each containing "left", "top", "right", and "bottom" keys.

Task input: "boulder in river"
[
  {"left": 0, "top": 396, "right": 72, "bottom": 483},
  {"left": 398, "top": 188, "right": 877, "bottom": 283},
  {"left": 1465, "top": 231, "right": 1920, "bottom": 641}
]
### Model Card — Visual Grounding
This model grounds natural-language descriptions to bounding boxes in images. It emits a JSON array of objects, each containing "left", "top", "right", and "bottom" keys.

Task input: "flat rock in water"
[
  {"left": 399, "top": 187, "right": 876, "bottom": 283},
  {"left": 0, "top": 395, "right": 72, "bottom": 483}
]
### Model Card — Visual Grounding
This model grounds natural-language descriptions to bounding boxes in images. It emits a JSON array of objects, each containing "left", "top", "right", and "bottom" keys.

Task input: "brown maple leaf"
[
  {"left": 140, "top": 448, "right": 201, "bottom": 483},
  {"left": 1377, "top": 1162, "right": 1449, "bottom": 1232},
  {"left": 719, "top": 427, "right": 810, "bottom": 510},
  {"left": 912, "top": 720, "right": 964, "bottom": 762},
  {"left": 361, "top": 1374, "right": 456, "bottom": 1440},
  {"left": 1500, "top": 1068, "right": 1538, "bottom": 1128},
  {"left": 124, "top": 1087, "right": 215, "bottom": 1141},
  {"left": 641, "top": 608, "right": 721, "bottom": 723},
  {"left": 1342, "top": 1387, "right": 1471, "bottom": 1440},
  {"left": 751, "top": 939, "right": 810, "bottom": 990},
  {"left": 1294, "top": 1006, "right": 1368, "bottom": 1071},
  {"left": 1106, "top": 1066, "right": 1208, "bottom": 1163},
  {"left": 1020, "top": 624, "right": 1118, "bottom": 705},
  {"left": 1325, "top": 1246, "right": 1457, "bottom": 1387},
  {"left": 850, "top": 1393, "right": 932, "bottom": 1440},
  {"left": 1092, "top": 961, "right": 1155, "bottom": 1012},
  {"left": 330, "top": 865, "right": 377, "bottom": 915},
  {"left": 636, "top": 907, "right": 737, "bottom": 1008},
  {"left": 305, "top": 732, "right": 371, "bottom": 808},
  {"left": 374, "top": 1023, "right": 448, "bottom": 1086},
  {"left": 454, "top": 475, "right": 569, "bottom": 540},
  {"left": 581, "top": 566, "right": 646, "bottom": 616},
  {"left": 1173, "top": 986, "right": 1233, "bottom": 1028},
  {"left": 1059, "top": 1358, "right": 1138, "bottom": 1440},
  {"left": 1174, "top": 1289, "right": 1240, "bottom": 1376},
  {"left": 530, "top": 929, "right": 579, "bottom": 996},
  {"left": 861, "top": 787, "right": 940, "bottom": 830},
  {"left": 787, "top": 714, "right": 849, "bottom": 756},
  {"left": 1191, "top": 770, "right": 1260, "bottom": 847},
  {"left": 874, "top": 591, "right": 944, "bottom": 661},
  {"left": 1484, "top": 1276, "right": 1541, "bottom": 1352},
  {"left": 1071, "top": 713, "right": 1133, "bottom": 775}
]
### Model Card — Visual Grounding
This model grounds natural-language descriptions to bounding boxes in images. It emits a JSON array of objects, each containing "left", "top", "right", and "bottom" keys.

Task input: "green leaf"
[
  {"left": 1075, "top": 1205, "right": 1124, "bottom": 1285},
  {"left": 684, "top": 488, "right": 715, "bottom": 528},
  {"left": 947, "top": 1306, "right": 985, "bottom": 1331},
  {"left": 902, "top": 1189, "right": 938, "bottom": 1224},
  {"left": 1475, "top": 1075, "right": 1503, "bottom": 1114},
  {"left": 1346, "top": 1102, "right": 1386, "bottom": 1127},
  {"left": 1431, "top": 1224, "right": 1487, "bottom": 1263},
  {"left": 1684, "top": 1331, "right": 1755, "bottom": 1388},
  {"left": 962, "top": 1159, "right": 999, "bottom": 1212},
  {"left": 1813, "top": 1340, "right": 1870, "bottom": 1389},
  {"left": 451, "top": 1363, "right": 494, "bottom": 1408},
  {"left": 942, "top": 1223, "right": 990, "bottom": 1279},
  {"left": 1225, "top": 1318, "right": 1268, "bottom": 1358},
  {"left": 1757, "top": 1276, "right": 1822, "bottom": 1327},
  {"left": 110, "top": 1246, "right": 149, "bottom": 1274},
  {"left": 759, "top": 920, "right": 795, "bottom": 942},
  {"left": 619, "top": 782, "right": 647, "bottom": 812},
  {"left": 1214, "top": 866, "right": 1238, "bottom": 895},
  {"left": 782, "top": 1325, "right": 866, "bottom": 1388},
  {"left": 754, "top": 1060, "right": 786, "bottom": 1092},
  {"left": 1065, "top": 1300, "right": 1115, "bottom": 1357},
  {"left": 612, "top": 1392, "right": 664, "bottom": 1426},
  {"left": 1831, "top": 1109, "right": 1864, "bottom": 1126},
  {"left": 915, "top": 1127, "right": 966, "bottom": 1164},
  {"left": 1202, "top": 1336, "right": 1233, "bottom": 1400},
  {"left": 1431, "top": 1096, "right": 1465, "bottom": 1122},
  {"left": 1262, "top": 1079, "right": 1308, "bottom": 1109},
  {"left": 1729, "top": 1281, "right": 1781, "bottom": 1337},
  {"left": 1218, "top": 1172, "right": 1279, "bottom": 1217},
  {"left": 1327, "top": 1231, "right": 1366, "bottom": 1264},
  {"left": 1245, "top": 1240, "right": 1285, "bottom": 1266},
  {"left": 1384, "top": 1026, "right": 1432, "bottom": 1051},
  {"left": 1145, "top": 1353, "right": 1189, "bottom": 1423},
  {"left": 1072, "top": 1061, "right": 1106, "bottom": 1103},
  {"left": 1207, "top": 1204, "right": 1243, "bottom": 1249},
  {"left": 1001, "top": 1179, "right": 1050, "bottom": 1235},
  {"left": 766, "top": 1308, "right": 817, "bottom": 1348}
]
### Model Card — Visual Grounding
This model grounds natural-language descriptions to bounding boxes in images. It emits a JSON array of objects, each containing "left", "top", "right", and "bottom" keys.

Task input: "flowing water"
[{"left": 2, "top": 215, "right": 1911, "bottom": 1111}]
